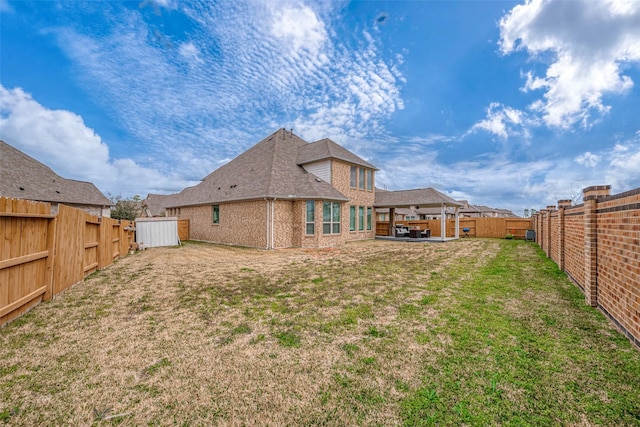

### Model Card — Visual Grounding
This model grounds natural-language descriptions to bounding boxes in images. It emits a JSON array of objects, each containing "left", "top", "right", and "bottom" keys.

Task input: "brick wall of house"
[
  {"left": 331, "top": 160, "right": 376, "bottom": 242},
  {"left": 182, "top": 201, "right": 268, "bottom": 248},
  {"left": 533, "top": 185, "right": 640, "bottom": 348},
  {"left": 273, "top": 200, "right": 295, "bottom": 248},
  {"left": 49, "top": 203, "right": 106, "bottom": 218}
]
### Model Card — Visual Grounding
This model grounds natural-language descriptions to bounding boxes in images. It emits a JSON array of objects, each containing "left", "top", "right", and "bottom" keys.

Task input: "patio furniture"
[
  {"left": 395, "top": 226, "right": 409, "bottom": 237},
  {"left": 421, "top": 229, "right": 431, "bottom": 238},
  {"left": 409, "top": 229, "right": 422, "bottom": 238}
]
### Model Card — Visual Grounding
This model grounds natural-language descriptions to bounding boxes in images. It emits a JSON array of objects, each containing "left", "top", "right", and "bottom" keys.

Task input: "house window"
[
  {"left": 323, "top": 201, "right": 341, "bottom": 234},
  {"left": 359, "top": 168, "right": 365, "bottom": 190},
  {"left": 378, "top": 213, "right": 388, "bottom": 221},
  {"left": 350, "top": 166, "right": 357, "bottom": 188},
  {"left": 367, "top": 207, "right": 372, "bottom": 230},
  {"left": 358, "top": 206, "right": 364, "bottom": 231},
  {"left": 366, "top": 170, "right": 373, "bottom": 191},
  {"left": 306, "top": 200, "right": 315, "bottom": 235},
  {"left": 350, "top": 206, "right": 356, "bottom": 231},
  {"left": 212, "top": 205, "right": 219, "bottom": 224}
]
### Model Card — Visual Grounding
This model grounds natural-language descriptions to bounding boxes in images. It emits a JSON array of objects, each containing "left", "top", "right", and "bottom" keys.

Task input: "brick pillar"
[
  {"left": 583, "top": 186, "right": 611, "bottom": 307},
  {"left": 545, "top": 206, "right": 555, "bottom": 258},
  {"left": 557, "top": 200, "right": 572, "bottom": 271}
]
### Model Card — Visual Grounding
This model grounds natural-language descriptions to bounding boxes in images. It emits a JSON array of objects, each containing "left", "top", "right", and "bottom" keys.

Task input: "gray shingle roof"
[
  {"left": 143, "top": 193, "right": 174, "bottom": 216},
  {"left": 0, "top": 140, "right": 111, "bottom": 207},
  {"left": 297, "top": 138, "right": 378, "bottom": 170},
  {"left": 374, "top": 187, "right": 463, "bottom": 208},
  {"left": 167, "top": 129, "right": 352, "bottom": 208}
]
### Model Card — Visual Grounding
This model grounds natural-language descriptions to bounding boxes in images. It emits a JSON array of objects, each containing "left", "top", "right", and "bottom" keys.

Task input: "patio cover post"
[
  {"left": 389, "top": 207, "right": 396, "bottom": 236},
  {"left": 440, "top": 203, "right": 446, "bottom": 241},
  {"left": 454, "top": 207, "right": 460, "bottom": 239}
]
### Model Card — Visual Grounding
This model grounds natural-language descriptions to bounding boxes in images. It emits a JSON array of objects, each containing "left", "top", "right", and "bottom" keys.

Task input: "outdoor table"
[{"left": 409, "top": 229, "right": 422, "bottom": 238}]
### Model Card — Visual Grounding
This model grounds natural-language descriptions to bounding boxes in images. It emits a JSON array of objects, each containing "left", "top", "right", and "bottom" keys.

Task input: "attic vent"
[{"left": 19, "top": 187, "right": 24, "bottom": 191}]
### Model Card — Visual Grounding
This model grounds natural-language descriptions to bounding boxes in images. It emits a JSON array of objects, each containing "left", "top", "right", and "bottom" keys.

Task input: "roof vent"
[
  {"left": 56, "top": 190, "right": 60, "bottom": 194},
  {"left": 315, "top": 178, "right": 322, "bottom": 182},
  {"left": 19, "top": 187, "right": 24, "bottom": 191}
]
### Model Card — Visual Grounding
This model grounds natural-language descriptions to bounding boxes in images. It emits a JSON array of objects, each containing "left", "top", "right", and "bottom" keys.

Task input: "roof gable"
[
  {"left": 0, "top": 140, "right": 111, "bottom": 206},
  {"left": 297, "top": 138, "right": 378, "bottom": 170}
]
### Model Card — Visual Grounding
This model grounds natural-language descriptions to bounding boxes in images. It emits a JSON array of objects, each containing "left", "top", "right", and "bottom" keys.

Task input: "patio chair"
[{"left": 395, "top": 227, "right": 409, "bottom": 237}]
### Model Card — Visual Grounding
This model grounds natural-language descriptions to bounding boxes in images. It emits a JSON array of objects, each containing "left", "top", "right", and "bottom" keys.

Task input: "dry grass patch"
[{"left": 1, "top": 239, "right": 639, "bottom": 426}]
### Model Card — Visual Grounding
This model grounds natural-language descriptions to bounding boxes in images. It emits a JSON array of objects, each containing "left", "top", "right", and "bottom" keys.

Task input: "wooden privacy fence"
[
  {"left": 1, "top": 197, "right": 134, "bottom": 326},
  {"left": 178, "top": 219, "right": 189, "bottom": 241},
  {"left": 376, "top": 217, "right": 533, "bottom": 239}
]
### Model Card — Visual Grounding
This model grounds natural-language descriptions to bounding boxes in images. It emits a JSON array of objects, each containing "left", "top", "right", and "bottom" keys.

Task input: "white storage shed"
[{"left": 135, "top": 217, "right": 180, "bottom": 248}]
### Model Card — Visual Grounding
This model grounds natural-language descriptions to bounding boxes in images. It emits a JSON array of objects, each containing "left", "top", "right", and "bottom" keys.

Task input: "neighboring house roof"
[
  {"left": 460, "top": 204, "right": 519, "bottom": 217},
  {"left": 374, "top": 187, "right": 464, "bottom": 208},
  {"left": 0, "top": 140, "right": 111, "bottom": 207},
  {"left": 297, "top": 138, "right": 379, "bottom": 170},
  {"left": 143, "top": 193, "right": 174, "bottom": 216},
  {"left": 167, "top": 129, "right": 359, "bottom": 208}
]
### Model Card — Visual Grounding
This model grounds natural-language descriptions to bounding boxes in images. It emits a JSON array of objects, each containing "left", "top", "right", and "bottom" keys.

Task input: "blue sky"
[{"left": 1, "top": 0, "right": 639, "bottom": 216}]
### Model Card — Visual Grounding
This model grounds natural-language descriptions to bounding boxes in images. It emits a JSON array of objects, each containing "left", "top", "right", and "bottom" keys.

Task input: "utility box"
[
  {"left": 135, "top": 217, "right": 180, "bottom": 248},
  {"left": 525, "top": 230, "right": 536, "bottom": 242}
]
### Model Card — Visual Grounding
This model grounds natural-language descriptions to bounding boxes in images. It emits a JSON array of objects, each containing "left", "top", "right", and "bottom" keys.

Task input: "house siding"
[{"left": 302, "top": 160, "right": 332, "bottom": 183}]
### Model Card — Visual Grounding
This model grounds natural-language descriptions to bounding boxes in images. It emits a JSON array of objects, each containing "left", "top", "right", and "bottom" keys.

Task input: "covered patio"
[{"left": 374, "top": 188, "right": 464, "bottom": 242}]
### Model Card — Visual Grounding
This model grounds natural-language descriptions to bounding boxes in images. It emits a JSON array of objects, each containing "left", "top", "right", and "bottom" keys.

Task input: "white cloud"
[
  {"left": 373, "top": 148, "right": 559, "bottom": 215},
  {"left": 469, "top": 102, "right": 531, "bottom": 139},
  {"left": 499, "top": 0, "right": 640, "bottom": 129},
  {"left": 46, "top": 1, "right": 403, "bottom": 166},
  {"left": 0, "top": 85, "right": 196, "bottom": 196},
  {"left": 574, "top": 151, "right": 600, "bottom": 167},
  {"left": 178, "top": 42, "right": 203, "bottom": 65},
  {"left": 606, "top": 141, "right": 640, "bottom": 190},
  {"left": 270, "top": 5, "right": 327, "bottom": 57}
]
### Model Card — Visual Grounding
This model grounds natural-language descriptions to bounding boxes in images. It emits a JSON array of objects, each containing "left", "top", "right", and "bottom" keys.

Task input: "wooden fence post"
[{"left": 43, "top": 216, "right": 56, "bottom": 301}]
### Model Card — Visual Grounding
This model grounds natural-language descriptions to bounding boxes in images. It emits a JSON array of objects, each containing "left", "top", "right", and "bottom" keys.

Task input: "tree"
[
  {"left": 554, "top": 184, "right": 584, "bottom": 206},
  {"left": 109, "top": 194, "right": 143, "bottom": 221}
]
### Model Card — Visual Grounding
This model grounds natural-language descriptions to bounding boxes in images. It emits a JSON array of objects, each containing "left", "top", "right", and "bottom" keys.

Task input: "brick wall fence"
[{"left": 533, "top": 185, "right": 640, "bottom": 349}]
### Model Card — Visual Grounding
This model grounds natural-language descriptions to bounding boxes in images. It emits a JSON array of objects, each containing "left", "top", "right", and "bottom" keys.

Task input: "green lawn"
[{"left": 1, "top": 239, "right": 639, "bottom": 426}]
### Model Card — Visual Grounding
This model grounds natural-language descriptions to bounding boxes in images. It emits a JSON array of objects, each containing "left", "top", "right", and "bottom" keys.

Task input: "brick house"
[
  {"left": 165, "top": 129, "right": 378, "bottom": 249},
  {"left": 0, "top": 140, "right": 112, "bottom": 217}
]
